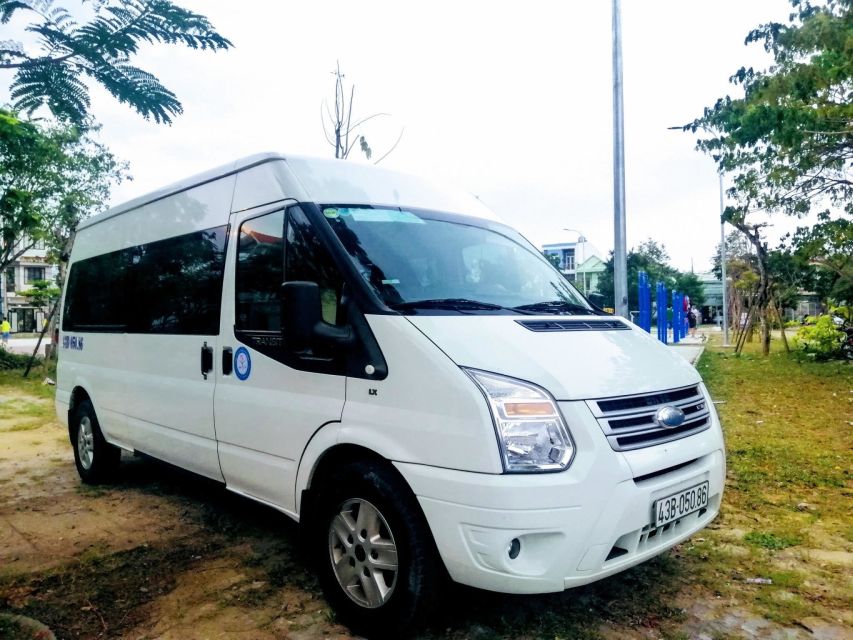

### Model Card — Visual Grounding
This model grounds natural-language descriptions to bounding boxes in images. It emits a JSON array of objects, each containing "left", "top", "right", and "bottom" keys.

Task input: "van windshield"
[{"left": 322, "top": 205, "right": 595, "bottom": 315}]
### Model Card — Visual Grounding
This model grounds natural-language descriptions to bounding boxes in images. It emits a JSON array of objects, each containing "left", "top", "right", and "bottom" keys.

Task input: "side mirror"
[{"left": 281, "top": 281, "right": 354, "bottom": 353}]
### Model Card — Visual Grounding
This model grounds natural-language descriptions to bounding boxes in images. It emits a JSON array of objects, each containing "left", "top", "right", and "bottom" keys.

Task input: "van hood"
[{"left": 405, "top": 315, "right": 701, "bottom": 401}]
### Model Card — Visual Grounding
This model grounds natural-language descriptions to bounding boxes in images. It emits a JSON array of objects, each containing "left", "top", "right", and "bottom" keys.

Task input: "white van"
[{"left": 56, "top": 153, "right": 724, "bottom": 636}]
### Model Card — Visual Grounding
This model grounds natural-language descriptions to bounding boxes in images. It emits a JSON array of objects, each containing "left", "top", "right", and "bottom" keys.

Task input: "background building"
[
  {"left": 1, "top": 238, "right": 58, "bottom": 333},
  {"left": 698, "top": 272, "right": 723, "bottom": 324},
  {"left": 542, "top": 234, "right": 604, "bottom": 296}
]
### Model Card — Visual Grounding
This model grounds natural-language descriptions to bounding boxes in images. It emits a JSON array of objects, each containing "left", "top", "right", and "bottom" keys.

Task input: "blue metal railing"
[{"left": 637, "top": 271, "right": 651, "bottom": 333}]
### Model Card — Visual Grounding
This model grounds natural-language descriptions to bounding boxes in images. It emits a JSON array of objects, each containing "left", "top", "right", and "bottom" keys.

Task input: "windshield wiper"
[
  {"left": 512, "top": 300, "right": 601, "bottom": 315},
  {"left": 390, "top": 298, "right": 534, "bottom": 314}
]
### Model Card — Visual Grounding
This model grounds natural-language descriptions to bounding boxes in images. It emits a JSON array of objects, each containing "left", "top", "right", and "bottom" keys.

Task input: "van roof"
[{"left": 78, "top": 152, "right": 498, "bottom": 231}]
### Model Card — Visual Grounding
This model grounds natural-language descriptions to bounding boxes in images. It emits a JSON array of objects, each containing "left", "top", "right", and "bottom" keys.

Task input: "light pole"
[
  {"left": 563, "top": 228, "right": 587, "bottom": 294},
  {"left": 719, "top": 173, "right": 730, "bottom": 346},
  {"left": 612, "top": 0, "right": 628, "bottom": 318}
]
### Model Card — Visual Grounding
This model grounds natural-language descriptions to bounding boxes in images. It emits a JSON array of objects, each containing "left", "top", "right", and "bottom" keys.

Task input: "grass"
[
  {"left": 0, "top": 360, "right": 57, "bottom": 403},
  {"left": 688, "top": 336, "right": 852, "bottom": 626},
  {"left": 743, "top": 531, "right": 802, "bottom": 551}
]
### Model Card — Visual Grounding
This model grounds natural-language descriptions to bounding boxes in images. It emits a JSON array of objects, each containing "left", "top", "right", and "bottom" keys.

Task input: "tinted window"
[
  {"left": 236, "top": 210, "right": 284, "bottom": 331},
  {"left": 63, "top": 251, "right": 129, "bottom": 331},
  {"left": 234, "top": 205, "right": 346, "bottom": 369},
  {"left": 129, "top": 226, "right": 228, "bottom": 334},
  {"left": 286, "top": 206, "right": 343, "bottom": 326},
  {"left": 63, "top": 225, "right": 228, "bottom": 334}
]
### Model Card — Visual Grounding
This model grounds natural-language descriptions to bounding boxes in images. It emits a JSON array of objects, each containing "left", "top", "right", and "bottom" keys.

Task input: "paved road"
[{"left": 3, "top": 337, "right": 52, "bottom": 356}]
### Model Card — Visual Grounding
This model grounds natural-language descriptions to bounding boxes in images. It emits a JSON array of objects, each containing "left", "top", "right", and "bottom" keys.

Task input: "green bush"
[
  {"left": 793, "top": 315, "right": 844, "bottom": 359},
  {"left": 0, "top": 349, "right": 32, "bottom": 370}
]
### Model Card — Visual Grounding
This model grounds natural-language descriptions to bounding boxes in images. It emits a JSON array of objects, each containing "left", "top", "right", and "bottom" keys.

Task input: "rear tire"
[
  {"left": 71, "top": 399, "right": 120, "bottom": 484},
  {"left": 309, "top": 460, "right": 440, "bottom": 638}
]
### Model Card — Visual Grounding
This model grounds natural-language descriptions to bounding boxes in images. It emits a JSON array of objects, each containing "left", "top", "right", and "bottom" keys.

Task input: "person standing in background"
[
  {"left": 688, "top": 305, "right": 698, "bottom": 337},
  {"left": 1, "top": 316, "right": 10, "bottom": 348}
]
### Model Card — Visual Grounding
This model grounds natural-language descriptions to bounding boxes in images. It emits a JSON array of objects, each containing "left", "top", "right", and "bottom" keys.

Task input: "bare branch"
[
  {"left": 345, "top": 84, "right": 354, "bottom": 160},
  {"left": 320, "top": 102, "right": 335, "bottom": 147},
  {"left": 348, "top": 112, "right": 390, "bottom": 132},
  {"left": 374, "top": 128, "right": 405, "bottom": 165}
]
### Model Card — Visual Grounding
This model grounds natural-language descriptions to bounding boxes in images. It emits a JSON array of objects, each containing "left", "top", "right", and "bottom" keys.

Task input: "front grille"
[
  {"left": 587, "top": 385, "right": 711, "bottom": 452},
  {"left": 516, "top": 319, "right": 630, "bottom": 332}
]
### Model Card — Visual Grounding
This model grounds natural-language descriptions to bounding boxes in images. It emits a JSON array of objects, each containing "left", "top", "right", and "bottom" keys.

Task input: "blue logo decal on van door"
[{"left": 234, "top": 347, "right": 251, "bottom": 381}]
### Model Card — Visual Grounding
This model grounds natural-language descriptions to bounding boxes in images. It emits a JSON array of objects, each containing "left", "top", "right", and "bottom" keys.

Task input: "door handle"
[
  {"left": 201, "top": 342, "right": 214, "bottom": 379},
  {"left": 222, "top": 347, "right": 233, "bottom": 376}
]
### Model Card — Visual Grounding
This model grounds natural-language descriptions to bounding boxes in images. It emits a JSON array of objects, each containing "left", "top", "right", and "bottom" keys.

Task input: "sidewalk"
[
  {"left": 669, "top": 334, "right": 705, "bottom": 366},
  {"left": 3, "top": 337, "right": 52, "bottom": 356}
]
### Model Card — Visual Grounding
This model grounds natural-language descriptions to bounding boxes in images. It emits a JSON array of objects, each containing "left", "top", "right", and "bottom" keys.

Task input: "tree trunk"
[
  {"left": 774, "top": 300, "right": 790, "bottom": 353},
  {"left": 733, "top": 222, "right": 771, "bottom": 356},
  {"left": 23, "top": 298, "right": 58, "bottom": 378}
]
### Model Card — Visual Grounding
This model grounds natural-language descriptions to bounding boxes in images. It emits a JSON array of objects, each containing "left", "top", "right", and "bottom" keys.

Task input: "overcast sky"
[{"left": 3, "top": 0, "right": 800, "bottom": 272}]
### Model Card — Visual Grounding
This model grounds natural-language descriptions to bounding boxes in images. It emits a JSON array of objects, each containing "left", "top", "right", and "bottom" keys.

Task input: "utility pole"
[
  {"left": 719, "top": 172, "right": 730, "bottom": 346},
  {"left": 612, "top": 0, "right": 628, "bottom": 318}
]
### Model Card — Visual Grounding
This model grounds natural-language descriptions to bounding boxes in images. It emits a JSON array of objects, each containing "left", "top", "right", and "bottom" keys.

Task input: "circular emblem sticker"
[{"left": 234, "top": 347, "right": 251, "bottom": 381}]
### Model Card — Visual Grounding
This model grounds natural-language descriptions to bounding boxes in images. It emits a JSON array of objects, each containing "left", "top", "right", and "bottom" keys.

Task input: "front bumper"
[{"left": 395, "top": 399, "right": 725, "bottom": 594}]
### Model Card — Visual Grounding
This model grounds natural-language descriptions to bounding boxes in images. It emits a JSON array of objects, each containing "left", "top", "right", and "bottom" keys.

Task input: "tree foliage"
[
  {"left": 21, "top": 277, "right": 59, "bottom": 307},
  {"left": 688, "top": 0, "right": 851, "bottom": 220},
  {"left": 598, "top": 239, "right": 705, "bottom": 311},
  {"left": 0, "top": 0, "right": 232, "bottom": 124},
  {"left": 0, "top": 108, "right": 126, "bottom": 275},
  {"left": 789, "top": 213, "right": 853, "bottom": 303}
]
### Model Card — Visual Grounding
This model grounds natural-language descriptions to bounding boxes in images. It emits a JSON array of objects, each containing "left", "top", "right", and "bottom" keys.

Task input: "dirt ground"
[{"left": 0, "top": 377, "right": 850, "bottom": 639}]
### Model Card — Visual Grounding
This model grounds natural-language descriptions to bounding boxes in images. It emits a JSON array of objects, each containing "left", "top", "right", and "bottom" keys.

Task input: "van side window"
[
  {"left": 130, "top": 227, "right": 229, "bottom": 334},
  {"left": 285, "top": 206, "right": 343, "bottom": 326},
  {"left": 63, "top": 225, "right": 228, "bottom": 335},
  {"left": 236, "top": 210, "right": 285, "bottom": 331},
  {"left": 63, "top": 251, "right": 129, "bottom": 331},
  {"left": 234, "top": 205, "right": 346, "bottom": 372}
]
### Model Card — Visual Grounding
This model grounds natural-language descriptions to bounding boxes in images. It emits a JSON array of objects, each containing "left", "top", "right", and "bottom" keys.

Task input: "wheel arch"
[
  {"left": 296, "top": 427, "right": 424, "bottom": 533},
  {"left": 67, "top": 385, "right": 92, "bottom": 439}
]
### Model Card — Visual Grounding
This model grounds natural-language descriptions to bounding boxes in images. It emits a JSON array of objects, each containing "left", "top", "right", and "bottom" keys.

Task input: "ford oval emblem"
[{"left": 655, "top": 406, "right": 686, "bottom": 429}]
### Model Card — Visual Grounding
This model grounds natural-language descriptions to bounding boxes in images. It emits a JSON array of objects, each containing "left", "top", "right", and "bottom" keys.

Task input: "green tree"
[
  {"left": 20, "top": 278, "right": 62, "bottom": 376},
  {"left": 789, "top": 214, "right": 853, "bottom": 305},
  {"left": 711, "top": 230, "right": 755, "bottom": 280},
  {"left": 0, "top": 109, "right": 126, "bottom": 277},
  {"left": 686, "top": 0, "right": 852, "bottom": 355},
  {"left": 674, "top": 271, "right": 705, "bottom": 308},
  {"left": 598, "top": 239, "right": 678, "bottom": 311},
  {"left": 0, "top": 0, "right": 232, "bottom": 124},
  {"left": 21, "top": 278, "right": 60, "bottom": 308}
]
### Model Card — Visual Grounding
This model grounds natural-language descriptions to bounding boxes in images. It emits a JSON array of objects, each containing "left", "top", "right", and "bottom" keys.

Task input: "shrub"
[
  {"left": 0, "top": 349, "right": 32, "bottom": 370},
  {"left": 793, "top": 315, "right": 845, "bottom": 359}
]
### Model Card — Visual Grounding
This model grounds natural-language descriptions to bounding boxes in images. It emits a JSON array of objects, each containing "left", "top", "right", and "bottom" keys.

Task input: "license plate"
[{"left": 654, "top": 481, "right": 709, "bottom": 527}]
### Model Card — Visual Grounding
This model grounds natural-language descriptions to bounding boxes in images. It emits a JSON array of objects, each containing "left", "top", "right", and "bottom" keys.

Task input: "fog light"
[{"left": 508, "top": 537, "right": 521, "bottom": 559}]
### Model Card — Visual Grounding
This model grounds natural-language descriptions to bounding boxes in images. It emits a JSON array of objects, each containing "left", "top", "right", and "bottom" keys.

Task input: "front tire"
[
  {"left": 310, "top": 460, "right": 441, "bottom": 638},
  {"left": 71, "top": 399, "right": 120, "bottom": 484}
]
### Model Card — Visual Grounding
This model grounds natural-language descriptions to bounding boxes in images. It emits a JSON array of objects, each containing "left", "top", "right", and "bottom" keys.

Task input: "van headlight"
[{"left": 464, "top": 369, "right": 575, "bottom": 473}]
